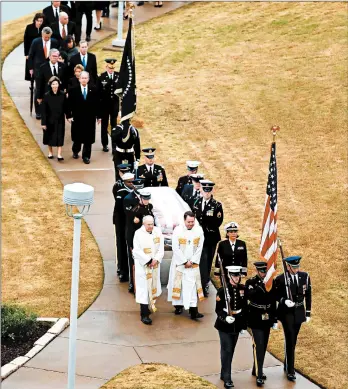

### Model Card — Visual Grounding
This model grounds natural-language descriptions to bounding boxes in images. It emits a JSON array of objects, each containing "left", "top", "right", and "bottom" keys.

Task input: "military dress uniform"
[
  {"left": 245, "top": 262, "right": 277, "bottom": 387},
  {"left": 274, "top": 256, "right": 312, "bottom": 381},
  {"left": 215, "top": 266, "right": 247, "bottom": 388},
  {"left": 192, "top": 180, "right": 223, "bottom": 295},
  {"left": 181, "top": 174, "right": 204, "bottom": 210},
  {"left": 214, "top": 239, "right": 248, "bottom": 280},
  {"left": 137, "top": 148, "right": 168, "bottom": 187},
  {"left": 176, "top": 160, "right": 200, "bottom": 196},
  {"left": 97, "top": 59, "right": 120, "bottom": 151}
]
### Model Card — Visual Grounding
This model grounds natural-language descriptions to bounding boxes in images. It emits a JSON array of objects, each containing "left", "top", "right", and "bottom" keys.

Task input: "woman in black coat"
[
  {"left": 41, "top": 76, "right": 68, "bottom": 161},
  {"left": 24, "top": 13, "right": 44, "bottom": 81},
  {"left": 67, "top": 64, "right": 84, "bottom": 93}
]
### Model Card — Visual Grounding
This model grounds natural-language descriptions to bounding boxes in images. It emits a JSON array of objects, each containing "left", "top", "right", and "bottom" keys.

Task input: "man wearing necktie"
[
  {"left": 274, "top": 255, "right": 312, "bottom": 382},
  {"left": 137, "top": 148, "right": 169, "bottom": 187},
  {"left": 69, "top": 40, "right": 97, "bottom": 84},
  {"left": 66, "top": 70, "right": 102, "bottom": 164},
  {"left": 192, "top": 180, "right": 224, "bottom": 296},
  {"left": 51, "top": 11, "right": 76, "bottom": 45},
  {"left": 42, "top": 1, "right": 70, "bottom": 27},
  {"left": 182, "top": 174, "right": 204, "bottom": 210},
  {"left": 97, "top": 58, "right": 120, "bottom": 152}
]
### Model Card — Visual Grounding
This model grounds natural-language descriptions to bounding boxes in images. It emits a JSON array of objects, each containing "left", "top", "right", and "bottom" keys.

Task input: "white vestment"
[
  {"left": 167, "top": 223, "right": 204, "bottom": 309},
  {"left": 133, "top": 226, "right": 164, "bottom": 305}
]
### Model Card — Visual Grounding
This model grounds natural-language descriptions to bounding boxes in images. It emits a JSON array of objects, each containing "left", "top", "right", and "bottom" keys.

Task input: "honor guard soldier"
[
  {"left": 131, "top": 190, "right": 155, "bottom": 233},
  {"left": 123, "top": 178, "right": 144, "bottom": 293},
  {"left": 97, "top": 58, "right": 120, "bottom": 152},
  {"left": 215, "top": 266, "right": 247, "bottom": 389},
  {"left": 176, "top": 160, "right": 200, "bottom": 196},
  {"left": 112, "top": 171, "right": 134, "bottom": 282},
  {"left": 214, "top": 222, "right": 248, "bottom": 282},
  {"left": 137, "top": 148, "right": 169, "bottom": 187},
  {"left": 114, "top": 163, "right": 132, "bottom": 189},
  {"left": 192, "top": 180, "right": 223, "bottom": 296},
  {"left": 274, "top": 256, "right": 312, "bottom": 382},
  {"left": 111, "top": 119, "right": 141, "bottom": 181},
  {"left": 181, "top": 173, "right": 204, "bottom": 210},
  {"left": 245, "top": 262, "right": 277, "bottom": 387}
]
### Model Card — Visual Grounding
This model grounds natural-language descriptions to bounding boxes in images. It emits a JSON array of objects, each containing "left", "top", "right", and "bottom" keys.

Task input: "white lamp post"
[
  {"left": 112, "top": 1, "right": 125, "bottom": 47},
  {"left": 63, "top": 183, "right": 94, "bottom": 389}
]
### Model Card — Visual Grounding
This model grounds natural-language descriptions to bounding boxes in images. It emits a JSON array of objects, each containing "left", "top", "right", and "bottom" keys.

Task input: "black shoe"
[
  {"left": 128, "top": 284, "right": 134, "bottom": 293},
  {"left": 119, "top": 274, "right": 129, "bottom": 283},
  {"left": 252, "top": 372, "right": 267, "bottom": 380},
  {"left": 137, "top": 1, "right": 144, "bottom": 5},
  {"left": 48, "top": 155, "right": 54, "bottom": 159},
  {"left": 174, "top": 306, "right": 183, "bottom": 315},
  {"left": 256, "top": 378, "right": 264, "bottom": 387},
  {"left": 86, "top": 35, "right": 91, "bottom": 42},
  {"left": 73, "top": 153, "right": 79, "bottom": 159},
  {"left": 141, "top": 316, "right": 152, "bottom": 325},
  {"left": 189, "top": 307, "right": 204, "bottom": 320},
  {"left": 224, "top": 381, "right": 234, "bottom": 388},
  {"left": 94, "top": 22, "right": 102, "bottom": 30},
  {"left": 36, "top": 114, "right": 41, "bottom": 120},
  {"left": 83, "top": 158, "right": 90, "bottom": 164},
  {"left": 57, "top": 157, "right": 64, "bottom": 161},
  {"left": 102, "top": 146, "right": 109, "bottom": 152},
  {"left": 287, "top": 373, "right": 296, "bottom": 382}
]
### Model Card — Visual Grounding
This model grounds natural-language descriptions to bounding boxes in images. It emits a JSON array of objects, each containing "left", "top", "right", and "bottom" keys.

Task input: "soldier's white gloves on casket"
[
  {"left": 285, "top": 300, "right": 295, "bottom": 308},
  {"left": 272, "top": 323, "right": 278, "bottom": 330},
  {"left": 133, "top": 161, "right": 139, "bottom": 170},
  {"left": 305, "top": 317, "right": 311, "bottom": 323},
  {"left": 226, "top": 316, "right": 235, "bottom": 324}
]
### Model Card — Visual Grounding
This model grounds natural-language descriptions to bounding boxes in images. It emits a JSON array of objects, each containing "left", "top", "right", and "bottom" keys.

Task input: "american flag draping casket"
[{"left": 143, "top": 187, "right": 192, "bottom": 247}]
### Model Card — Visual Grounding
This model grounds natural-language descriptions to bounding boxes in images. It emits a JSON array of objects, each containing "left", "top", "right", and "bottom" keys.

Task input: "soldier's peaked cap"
[
  {"left": 284, "top": 256, "right": 302, "bottom": 267},
  {"left": 138, "top": 190, "right": 151, "bottom": 200},
  {"left": 224, "top": 222, "right": 239, "bottom": 232},
  {"left": 254, "top": 261, "right": 267, "bottom": 272},
  {"left": 122, "top": 172, "right": 135, "bottom": 181},
  {"left": 190, "top": 173, "right": 204, "bottom": 182},
  {"left": 117, "top": 163, "right": 132, "bottom": 172},
  {"left": 226, "top": 265, "right": 242, "bottom": 275},
  {"left": 105, "top": 58, "right": 117, "bottom": 65},
  {"left": 143, "top": 148, "right": 156, "bottom": 159},
  {"left": 186, "top": 161, "right": 200, "bottom": 170},
  {"left": 132, "top": 179, "right": 144, "bottom": 188},
  {"left": 200, "top": 180, "right": 215, "bottom": 192}
]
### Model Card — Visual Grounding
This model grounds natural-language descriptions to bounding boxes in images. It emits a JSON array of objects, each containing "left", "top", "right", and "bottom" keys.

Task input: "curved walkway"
[{"left": 2, "top": 3, "right": 318, "bottom": 388}]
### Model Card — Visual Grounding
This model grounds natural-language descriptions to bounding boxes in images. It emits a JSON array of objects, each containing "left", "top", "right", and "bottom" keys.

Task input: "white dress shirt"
[
  {"left": 42, "top": 39, "right": 51, "bottom": 57},
  {"left": 80, "top": 84, "right": 88, "bottom": 97},
  {"left": 52, "top": 6, "right": 60, "bottom": 17},
  {"left": 80, "top": 54, "right": 87, "bottom": 66},
  {"left": 201, "top": 198, "right": 210, "bottom": 211},
  {"left": 229, "top": 239, "right": 236, "bottom": 251},
  {"left": 50, "top": 62, "right": 58, "bottom": 75},
  {"left": 291, "top": 273, "right": 299, "bottom": 286},
  {"left": 146, "top": 164, "right": 153, "bottom": 174}
]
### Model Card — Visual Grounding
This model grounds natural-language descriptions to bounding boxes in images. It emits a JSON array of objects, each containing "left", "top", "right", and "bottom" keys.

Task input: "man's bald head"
[{"left": 59, "top": 11, "right": 69, "bottom": 25}]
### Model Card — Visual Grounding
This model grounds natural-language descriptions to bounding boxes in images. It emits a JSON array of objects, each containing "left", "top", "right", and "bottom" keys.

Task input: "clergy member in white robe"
[
  {"left": 133, "top": 215, "right": 164, "bottom": 325},
  {"left": 167, "top": 211, "right": 205, "bottom": 320}
]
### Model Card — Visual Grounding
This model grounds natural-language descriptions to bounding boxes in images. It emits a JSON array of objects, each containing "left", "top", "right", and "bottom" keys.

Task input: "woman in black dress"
[
  {"left": 68, "top": 64, "right": 84, "bottom": 93},
  {"left": 24, "top": 13, "right": 45, "bottom": 81},
  {"left": 41, "top": 76, "right": 68, "bottom": 161}
]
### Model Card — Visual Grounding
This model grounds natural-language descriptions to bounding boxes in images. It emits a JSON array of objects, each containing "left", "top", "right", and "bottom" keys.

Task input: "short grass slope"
[
  {"left": 92, "top": 2, "right": 347, "bottom": 388},
  {"left": 1, "top": 15, "right": 104, "bottom": 317},
  {"left": 100, "top": 363, "right": 216, "bottom": 389}
]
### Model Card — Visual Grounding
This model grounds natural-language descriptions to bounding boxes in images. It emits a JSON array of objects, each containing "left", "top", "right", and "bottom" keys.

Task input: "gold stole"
[{"left": 144, "top": 236, "right": 160, "bottom": 312}]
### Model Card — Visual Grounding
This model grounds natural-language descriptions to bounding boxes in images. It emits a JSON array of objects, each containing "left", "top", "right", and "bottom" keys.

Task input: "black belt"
[{"left": 249, "top": 302, "right": 271, "bottom": 310}]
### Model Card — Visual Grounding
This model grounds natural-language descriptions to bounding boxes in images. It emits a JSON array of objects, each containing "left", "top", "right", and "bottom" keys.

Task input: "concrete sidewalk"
[{"left": 2, "top": 2, "right": 318, "bottom": 388}]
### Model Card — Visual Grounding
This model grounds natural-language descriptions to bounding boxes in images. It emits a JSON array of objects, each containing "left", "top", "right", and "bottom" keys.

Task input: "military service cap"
[
  {"left": 132, "top": 179, "right": 144, "bottom": 189},
  {"left": 224, "top": 222, "right": 239, "bottom": 232},
  {"left": 226, "top": 265, "right": 242, "bottom": 275},
  {"left": 122, "top": 172, "right": 135, "bottom": 181},
  {"left": 142, "top": 148, "right": 156, "bottom": 159},
  {"left": 138, "top": 190, "right": 151, "bottom": 200},
  {"left": 190, "top": 173, "right": 204, "bottom": 182},
  {"left": 117, "top": 163, "right": 132, "bottom": 172},
  {"left": 284, "top": 256, "right": 302, "bottom": 268},
  {"left": 186, "top": 160, "right": 200, "bottom": 171},
  {"left": 254, "top": 261, "right": 268, "bottom": 273},
  {"left": 200, "top": 180, "right": 215, "bottom": 192},
  {"left": 105, "top": 58, "right": 117, "bottom": 67}
]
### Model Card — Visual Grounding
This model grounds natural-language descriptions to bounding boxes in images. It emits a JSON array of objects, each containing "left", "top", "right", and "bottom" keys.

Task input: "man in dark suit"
[
  {"left": 66, "top": 70, "right": 101, "bottom": 164},
  {"left": 137, "top": 148, "right": 168, "bottom": 187},
  {"left": 43, "top": 1, "right": 70, "bottom": 27},
  {"left": 181, "top": 173, "right": 204, "bottom": 210},
  {"left": 192, "top": 180, "right": 224, "bottom": 296},
  {"left": 37, "top": 49, "right": 67, "bottom": 101},
  {"left": 69, "top": 40, "right": 97, "bottom": 84},
  {"left": 97, "top": 58, "right": 120, "bottom": 152},
  {"left": 176, "top": 161, "right": 200, "bottom": 196},
  {"left": 28, "top": 27, "right": 59, "bottom": 119},
  {"left": 51, "top": 11, "right": 75, "bottom": 45},
  {"left": 274, "top": 256, "right": 312, "bottom": 382},
  {"left": 74, "top": 1, "right": 94, "bottom": 44},
  {"left": 213, "top": 222, "right": 248, "bottom": 281}
]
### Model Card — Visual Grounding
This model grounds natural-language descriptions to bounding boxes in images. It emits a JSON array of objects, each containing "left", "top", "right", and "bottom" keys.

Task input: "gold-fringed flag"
[
  {"left": 260, "top": 128, "right": 279, "bottom": 291},
  {"left": 116, "top": 14, "right": 136, "bottom": 122}
]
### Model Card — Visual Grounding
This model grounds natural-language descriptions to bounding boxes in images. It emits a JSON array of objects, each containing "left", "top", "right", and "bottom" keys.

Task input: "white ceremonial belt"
[{"left": 116, "top": 146, "right": 134, "bottom": 153}]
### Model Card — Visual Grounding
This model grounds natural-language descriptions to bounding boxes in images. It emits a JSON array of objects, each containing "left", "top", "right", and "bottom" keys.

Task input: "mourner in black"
[
  {"left": 192, "top": 180, "right": 223, "bottom": 296},
  {"left": 123, "top": 179, "right": 144, "bottom": 292},
  {"left": 215, "top": 266, "right": 247, "bottom": 389},
  {"left": 24, "top": 13, "right": 44, "bottom": 81},
  {"left": 69, "top": 40, "right": 98, "bottom": 84},
  {"left": 181, "top": 173, "right": 204, "bottom": 210},
  {"left": 176, "top": 160, "right": 200, "bottom": 196},
  {"left": 137, "top": 148, "right": 169, "bottom": 187},
  {"left": 28, "top": 27, "right": 59, "bottom": 119},
  {"left": 66, "top": 70, "right": 101, "bottom": 163},
  {"left": 245, "top": 262, "right": 277, "bottom": 387},
  {"left": 214, "top": 222, "right": 248, "bottom": 281},
  {"left": 113, "top": 171, "right": 134, "bottom": 282},
  {"left": 43, "top": 1, "right": 70, "bottom": 27},
  {"left": 111, "top": 119, "right": 141, "bottom": 181},
  {"left": 51, "top": 11, "right": 76, "bottom": 45},
  {"left": 74, "top": 1, "right": 94, "bottom": 44},
  {"left": 97, "top": 58, "right": 120, "bottom": 152},
  {"left": 274, "top": 255, "right": 312, "bottom": 382}
]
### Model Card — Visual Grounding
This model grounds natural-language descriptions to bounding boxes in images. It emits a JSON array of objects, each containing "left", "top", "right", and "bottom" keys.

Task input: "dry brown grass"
[
  {"left": 92, "top": 3, "right": 347, "bottom": 388},
  {"left": 100, "top": 363, "right": 216, "bottom": 389},
  {"left": 1, "top": 15, "right": 104, "bottom": 317}
]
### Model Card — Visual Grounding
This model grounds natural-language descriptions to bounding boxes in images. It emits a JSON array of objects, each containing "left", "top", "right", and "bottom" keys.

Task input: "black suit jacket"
[
  {"left": 38, "top": 62, "right": 67, "bottom": 98},
  {"left": 51, "top": 21, "right": 76, "bottom": 44},
  {"left": 43, "top": 5, "right": 70, "bottom": 26},
  {"left": 213, "top": 238, "right": 248, "bottom": 277},
  {"left": 137, "top": 164, "right": 168, "bottom": 187},
  {"left": 28, "top": 37, "right": 59, "bottom": 74},
  {"left": 176, "top": 175, "right": 192, "bottom": 196},
  {"left": 181, "top": 184, "right": 201, "bottom": 210},
  {"left": 69, "top": 52, "right": 97, "bottom": 84}
]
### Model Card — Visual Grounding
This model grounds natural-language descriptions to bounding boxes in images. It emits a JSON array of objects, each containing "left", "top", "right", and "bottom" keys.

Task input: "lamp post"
[
  {"left": 112, "top": 1, "right": 125, "bottom": 47},
  {"left": 63, "top": 183, "right": 94, "bottom": 389}
]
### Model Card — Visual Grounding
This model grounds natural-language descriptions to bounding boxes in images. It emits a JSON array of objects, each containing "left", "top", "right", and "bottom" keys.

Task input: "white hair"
[
  {"left": 59, "top": 11, "right": 68, "bottom": 18},
  {"left": 49, "top": 48, "right": 59, "bottom": 57},
  {"left": 143, "top": 215, "right": 154, "bottom": 225},
  {"left": 80, "top": 71, "right": 90, "bottom": 79}
]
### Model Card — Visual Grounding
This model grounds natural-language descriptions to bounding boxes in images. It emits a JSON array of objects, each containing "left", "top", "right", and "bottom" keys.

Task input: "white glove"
[
  {"left": 239, "top": 329, "right": 245, "bottom": 334},
  {"left": 133, "top": 161, "right": 139, "bottom": 170},
  {"left": 305, "top": 317, "right": 311, "bottom": 323},
  {"left": 272, "top": 323, "right": 278, "bottom": 330},
  {"left": 285, "top": 299, "right": 295, "bottom": 308},
  {"left": 226, "top": 316, "right": 235, "bottom": 324}
]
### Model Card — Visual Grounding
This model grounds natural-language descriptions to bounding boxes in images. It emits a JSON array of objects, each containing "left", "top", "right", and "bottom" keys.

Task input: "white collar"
[
  {"left": 80, "top": 84, "right": 88, "bottom": 92},
  {"left": 146, "top": 164, "right": 153, "bottom": 170},
  {"left": 52, "top": 6, "right": 59, "bottom": 12}
]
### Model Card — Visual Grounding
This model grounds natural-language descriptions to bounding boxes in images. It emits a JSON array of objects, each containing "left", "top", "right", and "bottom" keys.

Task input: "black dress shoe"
[
  {"left": 57, "top": 157, "right": 64, "bottom": 161},
  {"left": 73, "top": 153, "right": 79, "bottom": 159},
  {"left": 119, "top": 274, "right": 129, "bottom": 283},
  {"left": 256, "top": 378, "right": 264, "bottom": 387},
  {"left": 189, "top": 307, "right": 204, "bottom": 320},
  {"left": 94, "top": 22, "right": 102, "bottom": 30},
  {"left": 137, "top": 1, "right": 144, "bottom": 5},
  {"left": 174, "top": 306, "right": 183, "bottom": 315},
  {"left": 102, "top": 146, "right": 109, "bottom": 152},
  {"left": 83, "top": 158, "right": 90, "bottom": 164},
  {"left": 48, "top": 155, "right": 54, "bottom": 159},
  {"left": 141, "top": 316, "right": 152, "bottom": 325},
  {"left": 86, "top": 35, "right": 91, "bottom": 42},
  {"left": 252, "top": 372, "right": 267, "bottom": 380},
  {"left": 287, "top": 373, "right": 296, "bottom": 382},
  {"left": 128, "top": 284, "right": 134, "bottom": 293},
  {"left": 36, "top": 114, "right": 41, "bottom": 120},
  {"left": 224, "top": 381, "right": 234, "bottom": 388}
]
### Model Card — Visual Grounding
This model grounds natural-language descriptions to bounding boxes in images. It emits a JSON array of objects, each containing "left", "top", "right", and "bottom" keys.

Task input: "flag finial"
[
  {"left": 129, "top": 2, "right": 136, "bottom": 18},
  {"left": 270, "top": 125, "right": 280, "bottom": 142}
]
